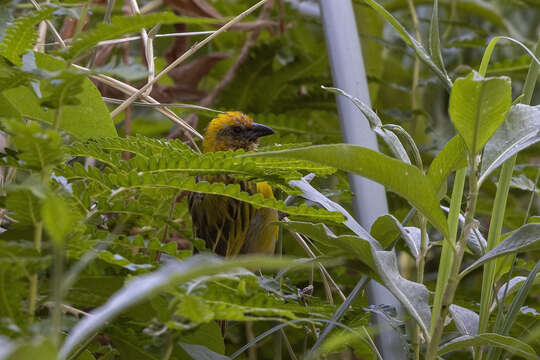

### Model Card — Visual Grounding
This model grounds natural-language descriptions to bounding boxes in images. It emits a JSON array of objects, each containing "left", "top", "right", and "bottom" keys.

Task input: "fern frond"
[
  {"left": 68, "top": 136, "right": 335, "bottom": 183},
  {"left": 60, "top": 13, "right": 216, "bottom": 60},
  {"left": 57, "top": 164, "right": 344, "bottom": 223},
  {"left": 0, "top": 6, "right": 55, "bottom": 66},
  {"left": 70, "top": 135, "right": 193, "bottom": 159},
  {"left": 0, "top": 58, "right": 32, "bottom": 91}
]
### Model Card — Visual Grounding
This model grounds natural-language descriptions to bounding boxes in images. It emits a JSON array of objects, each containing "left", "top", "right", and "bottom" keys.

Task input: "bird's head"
[{"left": 202, "top": 111, "right": 275, "bottom": 153}]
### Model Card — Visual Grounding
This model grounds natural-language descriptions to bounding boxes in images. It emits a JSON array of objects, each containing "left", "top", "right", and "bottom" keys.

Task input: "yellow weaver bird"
[{"left": 188, "top": 112, "right": 279, "bottom": 257}]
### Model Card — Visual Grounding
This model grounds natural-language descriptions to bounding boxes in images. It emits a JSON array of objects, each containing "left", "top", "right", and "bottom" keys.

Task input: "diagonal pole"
[{"left": 319, "top": 0, "right": 406, "bottom": 358}]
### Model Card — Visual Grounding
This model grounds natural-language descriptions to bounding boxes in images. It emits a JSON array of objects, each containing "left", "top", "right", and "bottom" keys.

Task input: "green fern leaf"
[
  {"left": 57, "top": 164, "right": 344, "bottom": 223},
  {"left": 68, "top": 137, "right": 335, "bottom": 183},
  {"left": 0, "top": 58, "right": 32, "bottom": 91},
  {"left": 60, "top": 12, "right": 216, "bottom": 60},
  {"left": 2, "top": 119, "right": 64, "bottom": 171},
  {"left": 0, "top": 6, "right": 55, "bottom": 66}
]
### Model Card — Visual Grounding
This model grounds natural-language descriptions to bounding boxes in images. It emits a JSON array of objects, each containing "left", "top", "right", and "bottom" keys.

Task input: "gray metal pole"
[{"left": 319, "top": 0, "right": 406, "bottom": 358}]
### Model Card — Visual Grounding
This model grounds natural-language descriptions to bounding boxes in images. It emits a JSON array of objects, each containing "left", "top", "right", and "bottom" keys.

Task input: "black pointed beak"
[{"left": 250, "top": 123, "right": 275, "bottom": 138}]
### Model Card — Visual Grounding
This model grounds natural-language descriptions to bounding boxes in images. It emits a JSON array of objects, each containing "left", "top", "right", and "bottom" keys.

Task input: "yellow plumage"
[{"left": 188, "top": 112, "right": 278, "bottom": 256}]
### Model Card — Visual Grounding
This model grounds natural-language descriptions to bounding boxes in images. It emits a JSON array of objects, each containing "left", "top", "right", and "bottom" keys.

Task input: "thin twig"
[
  {"left": 127, "top": 0, "right": 154, "bottom": 95},
  {"left": 74, "top": 64, "right": 203, "bottom": 140},
  {"left": 280, "top": 329, "right": 298, "bottom": 360},
  {"left": 110, "top": 0, "right": 269, "bottom": 118},
  {"left": 284, "top": 218, "right": 346, "bottom": 304},
  {"left": 41, "top": 31, "right": 217, "bottom": 47},
  {"left": 29, "top": 0, "right": 66, "bottom": 48},
  {"left": 102, "top": 97, "right": 223, "bottom": 112}
]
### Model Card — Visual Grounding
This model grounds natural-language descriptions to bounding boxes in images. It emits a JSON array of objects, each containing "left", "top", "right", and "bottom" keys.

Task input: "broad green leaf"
[
  {"left": 368, "top": 214, "right": 422, "bottom": 258},
  {"left": 319, "top": 329, "right": 376, "bottom": 360},
  {"left": 6, "top": 188, "right": 42, "bottom": 226},
  {"left": 175, "top": 322, "right": 225, "bottom": 359},
  {"left": 438, "top": 333, "right": 539, "bottom": 360},
  {"left": 461, "top": 223, "right": 540, "bottom": 276},
  {"left": 4, "top": 338, "right": 57, "bottom": 360},
  {"left": 479, "top": 104, "right": 540, "bottom": 185},
  {"left": 0, "top": 7, "right": 55, "bottom": 66},
  {"left": 61, "top": 13, "right": 215, "bottom": 60},
  {"left": 42, "top": 194, "right": 80, "bottom": 246},
  {"left": 449, "top": 71, "right": 511, "bottom": 155},
  {"left": 58, "top": 255, "right": 304, "bottom": 359},
  {"left": 427, "top": 136, "right": 468, "bottom": 199},
  {"left": 246, "top": 144, "right": 448, "bottom": 237},
  {"left": 0, "top": 53, "right": 116, "bottom": 139},
  {"left": 370, "top": 214, "right": 401, "bottom": 249}
]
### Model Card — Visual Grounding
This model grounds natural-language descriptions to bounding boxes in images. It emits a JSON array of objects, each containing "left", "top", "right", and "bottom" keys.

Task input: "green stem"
[
  {"left": 414, "top": 216, "right": 428, "bottom": 360},
  {"left": 430, "top": 167, "right": 466, "bottom": 335},
  {"left": 51, "top": 244, "right": 64, "bottom": 346},
  {"left": 73, "top": 0, "right": 90, "bottom": 39},
  {"left": 28, "top": 222, "right": 43, "bottom": 322},
  {"left": 426, "top": 156, "right": 480, "bottom": 360}
]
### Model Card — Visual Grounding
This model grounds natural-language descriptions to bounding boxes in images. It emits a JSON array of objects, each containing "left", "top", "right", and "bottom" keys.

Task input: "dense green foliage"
[{"left": 0, "top": 0, "right": 539, "bottom": 359}]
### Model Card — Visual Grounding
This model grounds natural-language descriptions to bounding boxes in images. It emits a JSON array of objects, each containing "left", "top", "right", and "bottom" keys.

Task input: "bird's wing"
[
  {"left": 242, "top": 182, "right": 279, "bottom": 254},
  {"left": 188, "top": 179, "right": 257, "bottom": 256}
]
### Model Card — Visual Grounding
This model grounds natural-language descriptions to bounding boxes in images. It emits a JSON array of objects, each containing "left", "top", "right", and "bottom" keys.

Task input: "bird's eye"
[{"left": 232, "top": 126, "right": 242, "bottom": 134}]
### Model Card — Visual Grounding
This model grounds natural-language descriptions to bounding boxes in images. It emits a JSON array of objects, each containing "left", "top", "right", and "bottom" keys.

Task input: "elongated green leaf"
[
  {"left": 385, "top": 0, "right": 507, "bottom": 30},
  {"left": 179, "top": 343, "right": 230, "bottom": 360},
  {"left": 480, "top": 104, "right": 540, "bottom": 185},
  {"left": 58, "top": 255, "right": 302, "bottom": 359},
  {"left": 461, "top": 224, "right": 540, "bottom": 276},
  {"left": 0, "top": 7, "right": 55, "bottom": 66},
  {"left": 495, "top": 273, "right": 540, "bottom": 308},
  {"left": 61, "top": 12, "right": 215, "bottom": 59},
  {"left": 245, "top": 144, "right": 448, "bottom": 237},
  {"left": 372, "top": 250, "right": 431, "bottom": 339},
  {"left": 438, "top": 333, "right": 539, "bottom": 360},
  {"left": 449, "top": 305, "right": 479, "bottom": 336},
  {"left": 427, "top": 136, "right": 468, "bottom": 198},
  {"left": 429, "top": 0, "right": 448, "bottom": 79},
  {"left": 363, "top": 0, "right": 452, "bottom": 90},
  {"left": 449, "top": 71, "right": 511, "bottom": 155},
  {"left": 289, "top": 175, "right": 373, "bottom": 239},
  {"left": 322, "top": 86, "right": 411, "bottom": 163},
  {"left": 488, "top": 261, "right": 540, "bottom": 360},
  {"left": 282, "top": 221, "right": 378, "bottom": 271}
]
